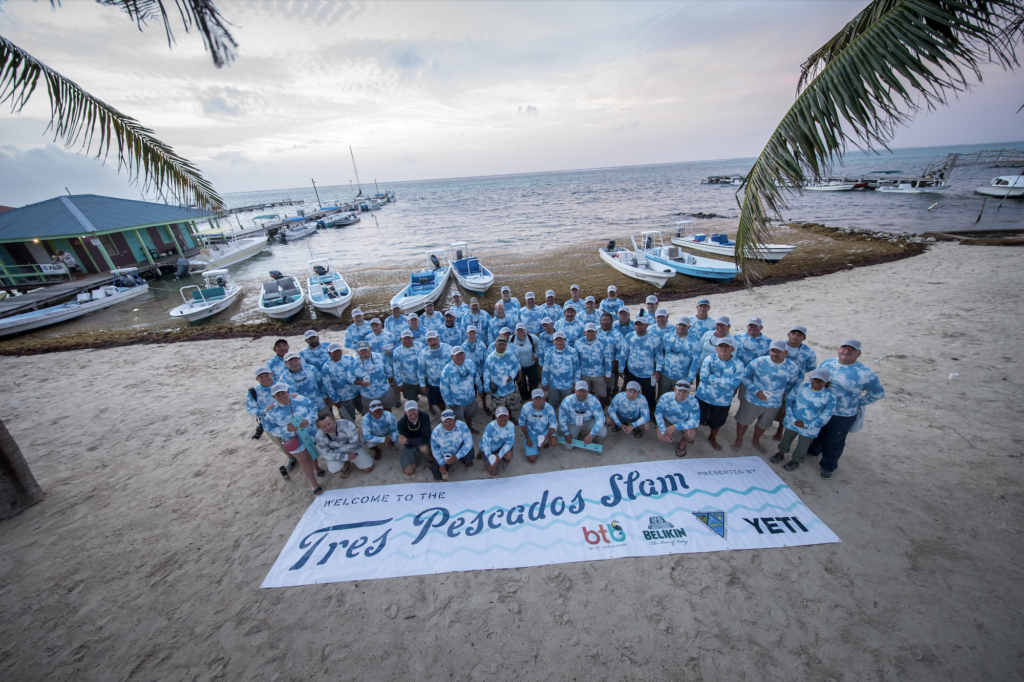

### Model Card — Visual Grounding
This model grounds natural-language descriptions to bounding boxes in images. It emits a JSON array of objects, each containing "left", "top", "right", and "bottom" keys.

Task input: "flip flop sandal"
[
  {"left": 312, "top": 486, "right": 324, "bottom": 496},
  {"left": 316, "top": 469, "right": 327, "bottom": 480},
  {"left": 339, "top": 462, "right": 351, "bottom": 479},
  {"left": 675, "top": 443, "right": 687, "bottom": 458},
  {"left": 633, "top": 429, "right": 643, "bottom": 439}
]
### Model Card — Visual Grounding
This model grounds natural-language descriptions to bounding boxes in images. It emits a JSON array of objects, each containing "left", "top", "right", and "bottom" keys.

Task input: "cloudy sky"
[{"left": 0, "top": 0, "right": 1020, "bottom": 206}]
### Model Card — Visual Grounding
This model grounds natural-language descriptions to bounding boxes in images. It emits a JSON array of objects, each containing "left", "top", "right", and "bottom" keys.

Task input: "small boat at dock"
[
  {"left": 638, "top": 231, "right": 740, "bottom": 282},
  {"left": 168, "top": 269, "right": 243, "bottom": 323},
  {"left": 671, "top": 223, "right": 795, "bottom": 263},
  {"left": 446, "top": 241, "right": 494, "bottom": 294},
  {"left": 280, "top": 220, "right": 318, "bottom": 240},
  {"left": 306, "top": 259, "right": 353, "bottom": 318},
  {"left": 974, "top": 176, "right": 1024, "bottom": 198},
  {"left": 321, "top": 212, "right": 360, "bottom": 228},
  {"left": 875, "top": 179, "right": 951, "bottom": 194},
  {"left": 804, "top": 181, "right": 856, "bottom": 191},
  {"left": 598, "top": 239, "right": 675, "bottom": 289},
  {"left": 188, "top": 235, "right": 267, "bottom": 271},
  {"left": 258, "top": 271, "right": 306, "bottom": 321},
  {"left": 390, "top": 250, "right": 452, "bottom": 313}
]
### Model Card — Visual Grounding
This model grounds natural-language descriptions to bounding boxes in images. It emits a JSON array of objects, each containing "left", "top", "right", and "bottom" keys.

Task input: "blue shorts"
[{"left": 523, "top": 433, "right": 549, "bottom": 457}]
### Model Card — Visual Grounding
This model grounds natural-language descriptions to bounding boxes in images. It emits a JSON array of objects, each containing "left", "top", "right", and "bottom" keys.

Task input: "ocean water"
[{"left": 9, "top": 140, "right": 1022, "bottom": 340}]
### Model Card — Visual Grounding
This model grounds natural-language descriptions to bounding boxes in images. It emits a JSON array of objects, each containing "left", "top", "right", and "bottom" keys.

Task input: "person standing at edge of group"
[
  {"left": 440, "top": 346, "right": 483, "bottom": 433},
  {"left": 321, "top": 342, "right": 362, "bottom": 422},
  {"left": 300, "top": 330, "right": 330, "bottom": 371},
  {"left": 263, "top": 384, "right": 325, "bottom": 495},
  {"left": 558, "top": 381, "right": 608, "bottom": 450},
  {"left": 655, "top": 380, "right": 700, "bottom": 457},
  {"left": 542, "top": 331, "right": 582, "bottom": 410},
  {"left": 418, "top": 331, "right": 453, "bottom": 417},
  {"left": 731, "top": 339, "right": 801, "bottom": 453},
  {"left": 314, "top": 412, "right": 374, "bottom": 479},
  {"left": 598, "top": 311, "right": 626, "bottom": 397},
  {"left": 484, "top": 334, "right": 523, "bottom": 417},
  {"left": 361, "top": 399, "right": 399, "bottom": 461},
  {"left": 563, "top": 284, "right": 584, "bottom": 315},
  {"left": 688, "top": 298, "right": 715, "bottom": 340},
  {"left": 656, "top": 315, "right": 701, "bottom": 398},
  {"left": 695, "top": 337, "right": 744, "bottom": 451},
  {"left": 623, "top": 316, "right": 662, "bottom": 413},
  {"left": 637, "top": 294, "right": 658, "bottom": 320},
  {"left": 606, "top": 381, "right": 652, "bottom": 438},
  {"left": 430, "top": 409, "right": 476, "bottom": 481},
  {"left": 344, "top": 308, "right": 372, "bottom": 350},
  {"left": 397, "top": 401, "right": 432, "bottom": 476},
  {"left": 770, "top": 368, "right": 836, "bottom": 473},
  {"left": 600, "top": 285, "right": 624, "bottom": 316},
  {"left": 578, "top": 296, "right": 601, "bottom": 328},
  {"left": 556, "top": 305, "right": 585, "bottom": 346},
  {"left": 519, "top": 292, "right": 545, "bottom": 334},
  {"left": 385, "top": 304, "right": 409, "bottom": 337},
  {"left": 392, "top": 330, "right": 425, "bottom": 405},
  {"left": 246, "top": 366, "right": 293, "bottom": 464},
  {"left": 575, "top": 322, "right": 613, "bottom": 407},
  {"left": 354, "top": 340, "right": 397, "bottom": 413},
  {"left": 480, "top": 406, "right": 517, "bottom": 475},
  {"left": 541, "top": 290, "right": 564, "bottom": 323},
  {"left": 772, "top": 324, "right": 819, "bottom": 440},
  {"left": 519, "top": 388, "right": 558, "bottom": 463},
  {"left": 281, "top": 352, "right": 333, "bottom": 420},
  {"left": 806, "top": 339, "right": 885, "bottom": 480},
  {"left": 499, "top": 285, "right": 521, "bottom": 313},
  {"left": 511, "top": 323, "right": 542, "bottom": 401}
]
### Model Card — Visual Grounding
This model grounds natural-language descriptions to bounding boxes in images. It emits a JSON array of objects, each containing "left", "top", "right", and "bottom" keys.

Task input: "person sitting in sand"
[
  {"left": 397, "top": 401, "right": 432, "bottom": 476},
  {"left": 314, "top": 413, "right": 374, "bottom": 479},
  {"left": 732, "top": 339, "right": 801, "bottom": 453},
  {"left": 557, "top": 381, "right": 607, "bottom": 451},
  {"left": 263, "top": 384, "right": 326, "bottom": 495},
  {"left": 695, "top": 337, "right": 744, "bottom": 451},
  {"left": 606, "top": 381, "right": 652, "bottom": 438},
  {"left": 430, "top": 409, "right": 476, "bottom": 481},
  {"left": 480, "top": 407, "right": 516, "bottom": 475},
  {"left": 770, "top": 368, "right": 836, "bottom": 473},
  {"left": 655, "top": 380, "right": 700, "bottom": 457},
  {"left": 518, "top": 389, "right": 558, "bottom": 463},
  {"left": 360, "top": 399, "right": 399, "bottom": 460}
]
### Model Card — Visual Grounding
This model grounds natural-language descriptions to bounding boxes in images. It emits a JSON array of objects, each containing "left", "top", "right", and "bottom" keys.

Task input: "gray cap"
[
  {"left": 570, "top": 284, "right": 579, "bottom": 290},
  {"left": 404, "top": 400, "right": 419, "bottom": 412},
  {"left": 716, "top": 336, "right": 736, "bottom": 348},
  {"left": 769, "top": 339, "right": 789, "bottom": 352},
  {"left": 328, "top": 342, "right": 343, "bottom": 352},
  {"left": 255, "top": 365, "right": 273, "bottom": 377},
  {"left": 452, "top": 291, "right": 462, "bottom": 298},
  {"left": 531, "top": 388, "right": 545, "bottom": 399},
  {"left": 675, "top": 379, "right": 692, "bottom": 391},
  {"left": 696, "top": 298, "right": 710, "bottom": 306},
  {"left": 625, "top": 381, "right": 641, "bottom": 392},
  {"left": 553, "top": 331, "right": 566, "bottom": 339},
  {"left": 748, "top": 317, "right": 763, "bottom": 327},
  {"left": 607, "top": 285, "right": 617, "bottom": 292},
  {"left": 634, "top": 317, "right": 648, "bottom": 326},
  {"left": 584, "top": 323, "right": 597, "bottom": 331},
  {"left": 618, "top": 307, "right": 630, "bottom": 315},
  {"left": 369, "top": 400, "right": 383, "bottom": 411},
  {"left": 352, "top": 308, "right": 364, "bottom": 317},
  {"left": 400, "top": 330, "right": 413, "bottom": 338},
  {"left": 271, "top": 382, "right": 289, "bottom": 395},
  {"left": 466, "top": 325, "right": 478, "bottom": 333},
  {"left": 356, "top": 341, "right": 371, "bottom": 351},
  {"left": 444, "top": 310, "right": 456, "bottom": 318},
  {"left": 574, "top": 380, "right": 589, "bottom": 391},
  {"left": 676, "top": 315, "right": 692, "bottom": 326},
  {"left": 542, "top": 317, "right": 553, "bottom": 325},
  {"left": 545, "top": 290, "right": 555, "bottom": 297},
  {"left": 501, "top": 286, "right": 511, "bottom": 293},
  {"left": 441, "top": 409, "right": 456, "bottom": 420},
  {"left": 425, "top": 330, "right": 439, "bottom": 339},
  {"left": 499, "top": 326, "right": 511, "bottom": 336},
  {"left": 304, "top": 330, "right": 318, "bottom": 339},
  {"left": 716, "top": 315, "right": 730, "bottom": 325},
  {"left": 810, "top": 368, "right": 832, "bottom": 382},
  {"left": 525, "top": 291, "right": 536, "bottom": 299},
  {"left": 515, "top": 322, "right": 526, "bottom": 331},
  {"left": 494, "top": 335, "right": 508, "bottom": 345},
  {"left": 407, "top": 312, "right": 419, "bottom": 319},
  {"left": 790, "top": 325, "right": 808, "bottom": 335},
  {"left": 370, "top": 317, "right": 382, "bottom": 326},
  {"left": 840, "top": 339, "right": 862, "bottom": 351},
  {"left": 494, "top": 406, "right": 509, "bottom": 417},
  {"left": 646, "top": 295, "right": 657, "bottom": 303},
  {"left": 450, "top": 345, "right": 464, "bottom": 356},
  {"left": 656, "top": 308, "right": 668, "bottom": 317},
  {"left": 585, "top": 295, "right": 595, "bottom": 303},
  {"left": 392, "top": 303, "right": 403, "bottom": 309},
  {"left": 283, "top": 352, "right": 300, "bottom": 361}
]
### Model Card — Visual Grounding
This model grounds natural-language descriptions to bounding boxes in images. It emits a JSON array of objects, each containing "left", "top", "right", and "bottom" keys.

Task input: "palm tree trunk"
[{"left": 0, "top": 417, "right": 44, "bottom": 520}]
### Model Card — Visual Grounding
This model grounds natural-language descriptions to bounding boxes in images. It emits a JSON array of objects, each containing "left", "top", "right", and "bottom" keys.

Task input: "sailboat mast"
[{"left": 349, "top": 146, "right": 363, "bottom": 197}]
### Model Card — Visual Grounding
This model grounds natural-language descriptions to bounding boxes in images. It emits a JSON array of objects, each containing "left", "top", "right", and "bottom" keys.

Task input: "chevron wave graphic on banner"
[{"left": 693, "top": 510, "right": 727, "bottom": 539}]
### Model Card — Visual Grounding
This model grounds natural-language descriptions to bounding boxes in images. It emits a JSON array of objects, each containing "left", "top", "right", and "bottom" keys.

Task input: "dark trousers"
[
  {"left": 807, "top": 414, "right": 857, "bottom": 473},
  {"left": 624, "top": 367, "right": 657, "bottom": 417},
  {"left": 430, "top": 451, "right": 475, "bottom": 479},
  {"left": 518, "top": 363, "right": 541, "bottom": 400}
]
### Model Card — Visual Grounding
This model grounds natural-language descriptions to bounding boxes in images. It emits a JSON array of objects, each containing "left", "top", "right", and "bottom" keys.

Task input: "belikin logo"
[
  {"left": 643, "top": 515, "right": 687, "bottom": 541},
  {"left": 582, "top": 521, "right": 626, "bottom": 544}
]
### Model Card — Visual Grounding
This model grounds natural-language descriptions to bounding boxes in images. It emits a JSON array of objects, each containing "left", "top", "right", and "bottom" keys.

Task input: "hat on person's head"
[
  {"left": 441, "top": 409, "right": 456, "bottom": 420},
  {"left": 545, "top": 289, "right": 555, "bottom": 297},
  {"left": 570, "top": 284, "right": 579, "bottom": 291},
  {"left": 407, "top": 312, "right": 418, "bottom": 320},
  {"left": 618, "top": 307, "right": 630, "bottom": 315},
  {"left": 585, "top": 295, "right": 595, "bottom": 303},
  {"left": 675, "top": 379, "right": 692, "bottom": 391},
  {"left": 370, "top": 317, "right": 382, "bottom": 326},
  {"left": 515, "top": 322, "right": 526, "bottom": 331},
  {"left": 470, "top": 298, "right": 479, "bottom": 304},
  {"left": 769, "top": 339, "right": 789, "bottom": 352},
  {"left": 304, "top": 330, "right": 318, "bottom": 339},
  {"left": 553, "top": 331, "right": 566, "bottom": 340},
  {"left": 607, "top": 285, "right": 617, "bottom": 292},
  {"left": 625, "top": 381, "right": 641, "bottom": 392},
  {"left": 574, "top": 380, "right": 589, "bottom": 391},
  {"left": 452, "top": 291, "right": 462, "bottom": 298},
  {"left": 634, "top": 317, "right": 648, "bottom": 326},
  {"left": 495, "top": 406, "right": 509, "bottom": 417},
  {"left": 499, "top": 326, "right": 511, "bottom": 336},
  {"left": 656, "top": 308, "right": 668, "bottom": 317},
  {"left": 584, "top": 322, "right": 597, "bottom": 332},
  {"left": 716, "top": 336, "right": 736, "bottom": 348},
  {"left": 495, "top": 335, "right": 508, "bottom": 345},
  {"left": 525, "top": 291, "right": 536, "bottom": 300},
  {"left": 255, "top": 365, "right": 273, "bottom": 377},
  {"left": 328, "top": 342, "right": 343, "bottom": 352},
  {"left": 444, "top": 310, "right": 455, "bottom": 317},
  {"left": 790, "top": 325, "right": 808, "bottom": 335},
  {"left": 369, "top": 399, "right": 383, "bottom": 411},
  {"left": 352, "top": 308, "right": 364, "bottom": 317},
  {"left": 542, "top": 316, "right": 553, "bottom": 325},
  {"left": 450, "top": 345, "right": 464, "bottom": 356},
  {"left": 466, "top": 324, "right": 477, "bottom": 333},
  {"left": 646, "top": 295, "right": 658, "bottom": 304},
  {"left": 715, "top": 315, "right": 730, "bottom": 325},
  {"left": 404, "top": 400, "right": 419, "bottom": 412},
  {"left": 748, "top": 316, "right": 763, "bottom": 327},
  {"left": 810, "top": 368, "right": 832, "bottom": 382},
  {"left": 501, "top": 286, "right": 511, "bottom": 293},
  {"left": 400, "top": 330, "right": 413, "bottom": 338},
  {"left": 283, "top": 352, "right": 300, "bottom": 362},
  {"left": 676, "top": 315, "right": 692, "bottom": 326},
  {"left": 356, "top": 341, "right": 371, "bottom": 351},
  {"left": 392, "top": 303, "right": 402, "bottom": 310},
  {"left": 697, "top": 298, "right": 710, "bottom": 306},
  {"left": 425, "top": 330, "right": 439, "bottom": 340},
  {"left": 531, "top": 388, "right": 545, "bottom": 399},
  {"left": 271, "top": 382, "right": 289, "bottom": 395},
  {"left": 840, "top": 339, "right": 862, "bottom": 351}
]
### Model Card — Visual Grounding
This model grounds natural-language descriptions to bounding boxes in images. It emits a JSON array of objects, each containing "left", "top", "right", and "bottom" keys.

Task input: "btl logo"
[{"left": 582, "top": 521, "right": 626, "bottom": 545}]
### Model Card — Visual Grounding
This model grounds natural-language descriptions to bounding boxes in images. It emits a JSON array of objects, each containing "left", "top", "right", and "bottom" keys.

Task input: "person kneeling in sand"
[
  {"left": 655, "top": 380, "right": 700, "bottom": 457},
  {"left": 557, "top": 381, "right": 607, "bottom": 450},
  {"left": 606, "top": 381, "right": 652, "bottom": 438},
  {"left": 430, "top": 409, "right": 476, "bottom": 481},
  {"left": 518, "top": 389, "right": 558, "bottom": 463},
  {"left": 771, "top": 368, "right": 836, "bottom": 472},
  {"left": 263, "top": 384, "right": 326, "bottom": 495},
  {"left": 360, "top": 400, "right": 399, "bottom": 460},
  {"left": 480, "top": 407, "right": 516, "bottom": 475},
  {"left": 314, "top": 413, "right": 374, "bottom": 479}
]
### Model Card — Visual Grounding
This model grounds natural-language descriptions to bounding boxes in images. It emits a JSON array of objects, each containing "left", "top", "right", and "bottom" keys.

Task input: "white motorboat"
[
  {"left": 636, "top": 231, "right": 739, "bottom": 282},
  {"left": 280, "top": 220, "right": 318, "bottom": 240},
  {"left": 258, "top": 271, "right": 306, "bottom": 320},
  {"left": 974, "top": 176, "right": 1024, "bottom": 198},
  {"left": 598, "top": 239, "right": 675, "bottom": 289},
  {"left": 670, "top": 222, "right": 795, "bottom": 263},
  {"left": 700, "top": 175, "right": 745, "bottom": 185},
  {"left": 804, "top": 181, "right": 856, "bottom": 191},
  {"left": 0, "top": 268, "right": 149, "bottom": 338},
  {"left": 390, "top": 250, "right": 452, "bottom": 313},
  {"left": 188, "top": 235, "right": 266, "bottom": 271},
  {"left": 168, "top": 269, "right": 243, "bottom": 323},
  {"left": 446, "top": 241, "right": 495, "bottom": 295},
  {"left": 321, "top": 212, "right": 360, "bottom": 228},
  {"left": 875, "top": 179, "right": 950, "bottom": 194},
  {"left": 306, "top": 259, "right": 353, "bottom": 318}
]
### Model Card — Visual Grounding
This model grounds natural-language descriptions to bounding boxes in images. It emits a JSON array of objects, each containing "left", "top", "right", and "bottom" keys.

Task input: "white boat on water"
[
  {"left": 321, "top": 212, "right": 360, "bottom": 228},
  {"left": 258, "top": 271, "right": 306, "bottom": 320},
  {"left": 390, "top": 250, "right": 452, "bottom": 313},
  {"left": 670, "top": 222, "right": 795, "bottom": 263},
  {"left": 974, "top": 176, "right": 1024, "bottom": 198},
  {"left": 875, "top": 179, "right": 950, "bottom": 194},
  {"left": 188, "top": 235, "right": 267, "bottom": 271},
  {"left": 446, "top": 241, "right": 495, "bottom": 294},
  {"left": 636, "top": 231, "right": 740, "bottom": 282},
  {"left": 598, "top": 239, "right": 675, "bottom": 289},
  {"left": 0, "top": 268, "right": 149, "bottom": 338},
  {"left": 280, "top": 220, "right": 318, "bottom": 240},
  {"left": 306, "top": 259, "right": 353, "bottom": 318},
  {"left": 168, "top": 269, "right": 243, "bottom": 323},
  {"left": 804, "top": 181, "right": 856, "bottom": 191}
]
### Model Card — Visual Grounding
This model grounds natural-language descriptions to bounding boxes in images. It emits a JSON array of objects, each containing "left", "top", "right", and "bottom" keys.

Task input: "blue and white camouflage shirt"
[
  {"left": 734, "top": 332, "right": 772, "bottom": 367},
  {"left": 430, "top": 421, "right": 475, "bottom": 464},
  {"left": 246, "top": 383, "right": 276, "bottom": 419},
  {"left": 784, "top": 382, "right": 836, "bottom": 437},
  {"left": 299, "top": 344, "right": 331, "bottom": 371},
  {"left": 418, "top": 343, "right": 454, "bottom": 386},
  {"left": 282, "top": 365, "right": 329, "bottom": 404},
  {"left": 599, "top": 297, "right": 624, "bottom": 316},
  {"left": 440, "top": 359, "right": 482, "bottom": 406},
  {"left": 655, "top": 392, "right": 700, "bottom": 432},
  {"left": 367, "top": 330, "right": 398, "bottom": 367},
  {"left": 439, "top": 323, "right": 463, "bottom": 348},
  {"left": 419, "top": 311, "right": 445, "bottom": 333},
  {"left": 741, "top": 356, "right": 802, "bottom": 409},
  {"left": 597, "top": 328, "right": 627, "bottom": 367},
  {"left": 563, "top": 298, "right": 585, "bottom": 315},
  {"left": 391, "top": 341, "right": 425, "bottom": 386},
  {"left": 344, "top": 322, "right": 372, "bottom": 350},
  {"left": 518, "top": 401, "right": 558, "bottom": 439},
  {"left": 574, "top": 336, "right": 613, "bottom": 378},
  {"left": 542, "top": 346, "right": 582, "bottom": 390},
  {"left": 267, "top": 354, "right": 311, "bottom": 381},
  {"left": 577, "top": 308, "right": 601, "bottom": 328},
  {"left": 687, "top": 315, "right": 716, "bottom": 341},
  {"left": 557, "top": 393, "right": 605, "bottom": 436},
  {"left": 480, "top": 420, "right": 516, "bottom": 458},
  {"left": 540, "top": 302, "right": 564, "bottom": 323},
  {"left": 817, "top": 358, "right": 884, "bottom": 417},
  {"left": 460, "top": 311, "right": 491, "bottom": 341},
  {"left": 623, "top": 331, "right": 662, "bottom": 379},
  {"left": 321, "top": 354, "right": 362, "bottom": 402},
  {"left": 657, "top": 332, "right": 701, "bottom": 382},
  {"left": 355, "top": 352, "right": 393, "bottom": 399},
  {"left": 462, "top": 339, "right": 488, "bottom": 376},
  {"left": 695, "top": 355, "right": 745, "bottom": 406},
  {"left": 785, "top": 343, "right": 818, "bottom": 379},
  {"left": 384, "top": 314, "right": 409, "bottom": 337},
  {"left": 483, "top": 349, "right": 521, "bottom": 397},
  {"left": 263, "top": 395, "right": 318, "bottom": 440},
  {"left": 518, "top": 305, "right": 546, "bottom": 335},
  {"left": 361, "top": 410, "right": 399, "bottom": 444},
  {"left": 608, "top": 392, "right": 651, "bottom": 428},
  {"left": 556, "top": 317, "right": 585, "bottom": 346}
]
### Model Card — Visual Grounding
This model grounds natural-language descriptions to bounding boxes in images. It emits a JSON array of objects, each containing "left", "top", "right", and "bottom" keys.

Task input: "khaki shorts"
[
  {"left": 734, "top": 397, "right": 781, "bottom": 429},
  {"left": 453, "top": 398, "right": 481, "bottom": 422},
  {"left": 582, "top": 374, "right": 608, "bottom": 398},
  {"left": 324, "top": 448, "right": 374, "bottom": 472}
]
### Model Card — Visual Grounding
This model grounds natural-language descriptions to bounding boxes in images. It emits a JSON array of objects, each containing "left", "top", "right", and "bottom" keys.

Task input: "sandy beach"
[{"left": 0, "top": 242, "right": 1021, "bottom": 681}]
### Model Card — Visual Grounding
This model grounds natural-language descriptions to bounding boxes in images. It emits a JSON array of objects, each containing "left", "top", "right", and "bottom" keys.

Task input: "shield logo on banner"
[{"left": 692, "top": 510, "right": 727, "bottom": 539}]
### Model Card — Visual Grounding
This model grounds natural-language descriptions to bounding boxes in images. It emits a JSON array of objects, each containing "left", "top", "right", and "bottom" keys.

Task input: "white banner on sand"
[{"left": 261, "top": 456, "right": 840, "bottom": 588}]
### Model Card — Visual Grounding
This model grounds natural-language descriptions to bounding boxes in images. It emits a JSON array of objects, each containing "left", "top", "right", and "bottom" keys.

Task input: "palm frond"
[
  {"left": 0, "top": 35, "right": 224, "bottom": 210},
  {"left": 734, "top": 0, "right": 1021, "bottom": 281},
  {"left": 95, "top": 0, "right": 237, "bottom": 68}
]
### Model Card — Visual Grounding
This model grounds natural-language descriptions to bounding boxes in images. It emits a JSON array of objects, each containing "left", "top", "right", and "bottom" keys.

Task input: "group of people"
[{"left": 245, "top": 284, "right": 884, "bottom": 496}]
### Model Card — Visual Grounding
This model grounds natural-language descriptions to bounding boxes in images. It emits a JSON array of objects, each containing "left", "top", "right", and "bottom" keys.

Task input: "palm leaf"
[
  {"left": 95, "top": 0, "right": 237, "bottom": 68},
  {"left": 0, "top": 35, "right": 224, "bottom": 210},
  {"left": 734, "top": 0, "right": 1021, "bottom": 281}
]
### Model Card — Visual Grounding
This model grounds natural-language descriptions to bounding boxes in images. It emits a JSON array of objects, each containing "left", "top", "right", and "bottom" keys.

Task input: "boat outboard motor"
[
  {"left": 269, "top": 270, "right": 285, "bottom": 280},
  {"left": 430, "top": 254, "right": 441, "bottom": 269},
  {"left": 606, "top": 240, "right": 615, "bottom": 252},
  {"left": 645, "top": 236, "right": 653, "bottom": 249},
  {"left": 215, "top": 276, "right": 227, "bottom": 287},
  {"left": 317, "top": 221, "right": 326, "bottom": 229},
  {"left": 313, "top": 265, "right": 328, "bottom": 277},
  {"left": 174, "top": 257, "right": 191, "bottom": 280},
  {"left": 456, "top": 249, "right": 464, "bottom": 261}
]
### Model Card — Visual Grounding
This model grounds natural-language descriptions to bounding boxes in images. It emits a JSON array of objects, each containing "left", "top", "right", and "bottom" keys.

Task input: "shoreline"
[{"left": 0, "top": 223, "right": 925, "bottom": 356}]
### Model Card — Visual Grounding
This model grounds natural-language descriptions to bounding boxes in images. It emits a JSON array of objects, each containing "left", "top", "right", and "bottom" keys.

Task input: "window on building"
[{"left": 98, "top": 235, "right": 121, "bottom": 256}]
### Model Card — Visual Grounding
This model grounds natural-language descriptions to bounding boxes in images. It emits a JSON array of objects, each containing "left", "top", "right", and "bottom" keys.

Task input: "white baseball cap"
[
  {"left": 716, "top": 336, "right": 736, "bottom": 348},
  {"left": 607, "top": 285, "right": 617, "bottom": 292},
  {"left": 542, "top": 317, "right": 553, "bottom": 325},
  {"left": 466, "top": 325, "right": 477, "bottom": 333},
  {"left": 495, "top": 406, "right": 509, "bottom": 417},
  {"left": 370, "top": 317, "right": 382, "bottom": 326},
  {"left": 625, "top": 381, "right": 641, "bottom": 391},
  {"left": 584, "top": 323, "right": 597, "bottom": 331},
  {"left": 271, "top": 382, "right": 289, "bottom": 395},
  {"left": 574, "top": 380, "right": 589, "bottom": 391},
  {"left": 254, "top": 366, "right": 273, "bottom": 377},
  {"left": 404, "top": 400, "right": 419, "bottom": 412},
  {"left": 441, "top": 409, "right": 456, "bottom": 420},
  {"left": 501, "top": 286, "right": 511, "bottom": 293},
  {"left": 676, "top": 315, "right": 691, "bottom": 326},
  {"left": 570, "top": 284, "right": 579, "bottom": 290},
  {"left": 515, "top": 322, "right": 526, "bottom": 331},
  {"left": 352, "top": 308, "right": 364, "bottom": 317},
  {"left": 810, "top": 368, "right": 832, "bottom": 382},
  {"left": 790, "top": 325, "right": 808, "bottom": 335},
  {"left": 450, "top": 346, "right": 465, "bottom": 356},
  {"left": 585, "top": 296, "right": 595, "bottom": 303},
  {"left": 531, "top": 388, "right": 545, "bottom": 399},
  {"left": 553, "top": 331, "right": 566, "bottom": 339},
  {"left": 425, "top": 330, "right": 439, "bottom": 339},
  {"left": 499, "top": 326, "right": 511, "bottom": 335},
  {"left": 769, "top": 339, "right": 789, "bottom": 352},
  {"left": 407, "top": 312, "right": 419, "bottom": 319},
  {"left": 525, "top": 291, "right": 536, "bottom": 299},
  {"left": 545, "top": 290, "right": 555, "bottom": 297},
  {"left": 368, "top": 400, "right": 383, "bottom": 411},
  {"left": 401, "top": 330, "right": 413, "bottom": 338},
  {"left": 304, "top": 330, "right": 318, "bottom": 339},
  {"left": 646, "top": 295, "right": 657, "bottom": 304},
  {"left": 283, "top": 352, "right": 300, "bottom": 361},
  {"left": 656, "top": 308, "right": 668, "bottom": 317}
]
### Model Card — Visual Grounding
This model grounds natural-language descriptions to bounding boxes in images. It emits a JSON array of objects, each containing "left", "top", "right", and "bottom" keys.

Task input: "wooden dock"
[{"left": 217, "top": 200, "right": 305, "bottom": 217}]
